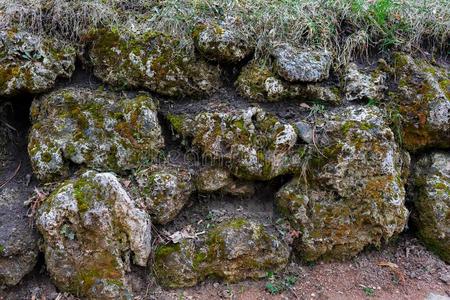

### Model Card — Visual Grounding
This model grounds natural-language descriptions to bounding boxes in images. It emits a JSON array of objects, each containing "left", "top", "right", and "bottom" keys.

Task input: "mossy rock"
[
  {"left": 388, "top": 52, "right": 449, "bottom": 152},
  {"left": 411, "top": 152, "right": 450, "bottom": 263},
  {"left": 277, "top": 106, "right": 409, "bottom": 261},
  {"left": 235, "top": 59, "right": 341, "bottom": 104},
  {"left": 193, "top": 18, "right": 254, "bottom": 63},
  {"left": 167, "top": 107, "right": 304, "bottom": 181},
  {"left": 28, "top": 87, "right": 164, "bottom": 182},
  {"left": 36, "top": 171, "right": 152, "bottom": 299},
  {"left": 0, "top": 29, "right": 75, "bottom": 96},
  {"left": 88, "top": 28, "right": 221, "bottom": 98},
  {"left": 134, "top": 165, "right": 195, "bottom": 225},
  {"left": 153, "top": 219, "right": 290, "bottom": 288}
]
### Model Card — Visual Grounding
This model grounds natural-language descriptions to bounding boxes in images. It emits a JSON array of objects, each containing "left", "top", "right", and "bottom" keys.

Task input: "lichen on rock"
[
  {"left": 88, "top": 28, "right": 221, "bottom": 97},
  {"left": 411, "top": 152, "right": 450, "bottom": 263},
  {"left": 272, "top": 44, "right": 332, "bottom": 83},
  {"left": 235, "top": 59, "right": 341, "bottom": 104},
  {"left": 344, "top": 62, "right": 387, "bottom": 102},
  {"left": 195, "top": 166, "right": 255, "bottom": 197},
  {"left": 28, "top": 87, "right": 164, "bottom": 182},
  {"left": 134, "top": 165, "right": 195, "bottom": 225},
  {"left": 193, "top": 17, "right": 254, "bottom": 63},
  {"left": 167, "top": 107, "right": 303, "bottom": 181},
  {"left": 154, "top": 219, "right": 290, "bottom": 288},
  {"left": 277, "top": 106, "right": 409, "bottom": 261},
  {"left": 388, "top": 52, "right": 449, "bottom": 152},
  {"left": 36, "top": 170, "right": 152, "bottom": 299},
  {"left": 0, "top": 29, "right": 75, "bottom": 96}
]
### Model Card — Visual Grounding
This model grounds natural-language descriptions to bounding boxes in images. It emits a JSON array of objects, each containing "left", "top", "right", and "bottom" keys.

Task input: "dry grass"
[{"left": 0, "top": 0, "right": 448, "bottom": 60}]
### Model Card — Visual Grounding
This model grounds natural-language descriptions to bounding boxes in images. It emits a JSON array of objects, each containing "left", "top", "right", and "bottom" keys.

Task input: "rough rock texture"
[
  {"left": 28, "top": 88, "right": 164, "bottom": 182},
  {"left": 195, "top": 167, "right": 255, "bottom": 197},
  {"left": 277, "top": 106, "right": 409, "bottom": 261},
  {"left": 273, "top": 45, "right": 332, "bottom": 82},
  {"left": 193, "top": 18, "right": 253, "bottom": 63},
  {"left": 36, "top": 171, "right": 152, "bottom": 299},
  {"left": 154, "top": 219, "right": 290, "bottom": 288},
  {"left": 167, "top": 107, "right": 303, "bottom": 181},
  {"left": 344, "top": 62, "right": 387, "bottom": 102},
  {"left": 235, "top": 60, "right": 340, "bottom": 103},
  {"left": 0, "top": 187, "right": 39, "bottom": 287},
  {"left": 411, "top": 152, "right": 450, "bottom": 263},
  {"left": 134, "top": 165, "right": 195, "bottom": 225},
  {"left": 0, "top": 30, "right": 75, "bottom": 96},
  {"left": 89, "top": 29, "right": 221, "bottom": 97},
  {"left": 389, "top": 53, "right": 449, "bottom": 152}
]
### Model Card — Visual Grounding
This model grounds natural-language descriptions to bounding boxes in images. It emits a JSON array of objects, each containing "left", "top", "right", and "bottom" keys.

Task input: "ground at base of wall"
[{"left": 1, "top": 234, "right": 448, "bottom": 300}]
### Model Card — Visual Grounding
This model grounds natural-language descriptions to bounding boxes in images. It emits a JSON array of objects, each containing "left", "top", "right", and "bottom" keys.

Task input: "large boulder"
[
  {"left": 277, "top": 106, "right": 409, "bottom": 261},
  {"left": 272, "top": 45, "right": 332, "bottom": 83},
  {"left": 235, "top": 60, "right": 340, "bottom": 103},
  {"left": 0, "top": 187, "right": 39, "bottom": 287},
  {"left": 167, "top": 107, "right": 303, "bottom": 180},
  {"left": 389, "top": 53, "right": 449, "bottom": 152},
  {"left": 411, "top": 152, "right": 450, "bottom": 263},
  {"left": 154, "top": 218, "right": 290, "bottom": 288},
  {"left": 0, "top": 30, "right": 75, "bottom": 96},
  {"left": 89, "top": 29, "right": 221, "bottom": 97},
  {"left": 36, "top": 171, "right": 152, "bottom": 299},
  {"left": 28, "top": 88, "right": 164, "bottom": 182},
  {"left": 134, "top": 165, "right": 195, "bottom": 225},
  {"left": 193, "top": 17, "right": 254, "bottom": 63}
]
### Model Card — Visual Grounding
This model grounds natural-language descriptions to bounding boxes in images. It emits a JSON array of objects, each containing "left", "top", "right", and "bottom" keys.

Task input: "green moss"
[
  {"left": 41, "top": 151, "right": 53, "bottom": 163},
  {"left": 155, "top": 243, "right": 181, "bottom": 260},
  {"left": 167, "top": 113, "right": 186, "bottom": 133}
]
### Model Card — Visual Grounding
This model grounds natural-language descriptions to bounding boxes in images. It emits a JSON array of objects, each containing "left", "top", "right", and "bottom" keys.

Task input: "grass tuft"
[{"left": 0, "top": 0, "right": 448, "bottom": 59}]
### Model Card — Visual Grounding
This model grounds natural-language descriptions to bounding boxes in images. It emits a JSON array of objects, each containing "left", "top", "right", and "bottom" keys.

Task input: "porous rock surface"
[
  {"left": 389, "top": 53, "right": 449, "bottom": 152},
  {"left": 195, "top": 166, "right": 255, "bottom": 197},
  {"left": 167, "top": 107, "right": 303, "bottom": 180},
  {"left": 277, "top": 106, "right": 409, "bottom": 261},
  {"left": 36, "top": 170, "right": 152, "bottom": 299},
  {"left": 411, "top": 152, "right": 450, "bottom": 263},
  {"left": 28, "top": 87, "right": 164, "bottom": 182},
  {"left": 154, "top": 218, "right": 290, "bottom": 288},
  {"left": 193, "top": 17, "right": 254, "bottom": 63},
  {"left": 235, "top": 59, "right": 340, "bottom": 103},
  {"left": 0, "top": 30, "right": 75, "bottom": 96},
  {"left": 344, "top": 62, "right": 387, "bottom": 102},
  {"left": 134, "top": 165, "right": 195, "bottom": 225},
  {"left": 89, "top": 29, "right": 221, "bottom": 97},
  {"left": 272, "top": 45, "right": 332, "bottom": 82}
]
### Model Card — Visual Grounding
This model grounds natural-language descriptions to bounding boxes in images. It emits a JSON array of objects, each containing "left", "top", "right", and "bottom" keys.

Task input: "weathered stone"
[
  {"left": 36, "top": 171, "right": 152, "bottom": 299},
  {"left": 0, "top": 30, "right": 75, "bottom": 96},
  {"left": 389, "top": 53, "right": 449, "bottom": 151},
  {"left": 154, "top": 219, "right": 290, "bottom": 288},
  {"left": 193, "top": 17, "right": 253, "bottom": 63},
  {"left": 167, "top": 107, "right": 303, "bottom": 181},
  {"left": 411, "top": 152, "right": 450, "bottom": 263},
  {"left": 0, "top": 187, "right": 39, "bottom": 287},
  {"left": 344, "top": 62, "right": 386, "bottom": 102},
  {"left": 134, "top": 165, "right": 195, "bottom": 225},
  {"left": 195, "top": 167, "right": 255, "bottom": 197},
  {"left": 89, "top": 29, "right": 221, "bottom": 97},
  {"left": 28, "top": 88, "right": 164, "bottom": 182},
  {"left": 277, "top": 106, "right": 408, "bottom": 261},
  {"left": 236, "top": 60, "right": 340, "bottom": 103},
  {"left": 273, "top": 45, "right": 332, "bottom": 82},
  {"left": 295, "top": 121, "right": 314, "bottom": 144}
]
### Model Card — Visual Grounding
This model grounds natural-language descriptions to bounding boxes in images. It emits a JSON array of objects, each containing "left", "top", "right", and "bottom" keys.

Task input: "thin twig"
[{"left": 0, "top": 161, "right": 21, "bottom": 189}]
